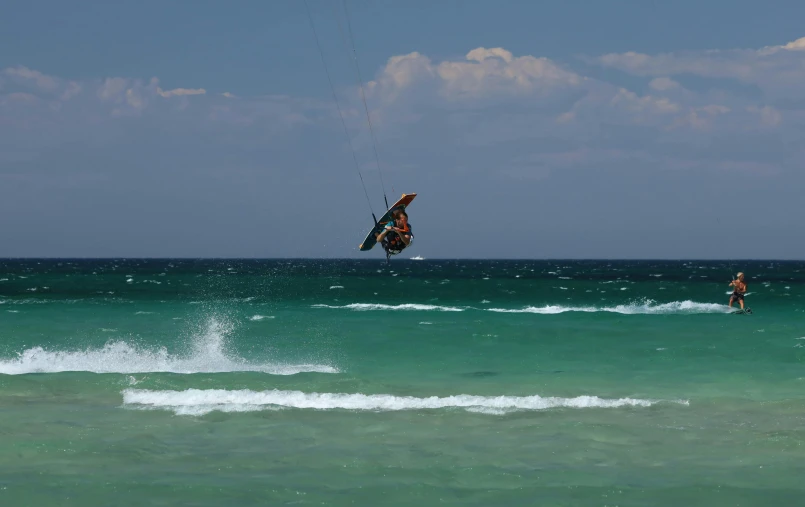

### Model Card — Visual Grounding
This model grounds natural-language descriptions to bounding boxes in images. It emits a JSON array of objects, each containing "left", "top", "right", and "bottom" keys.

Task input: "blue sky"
[{"left": 2, "top": 0, "right": 804, "bottom": 258}]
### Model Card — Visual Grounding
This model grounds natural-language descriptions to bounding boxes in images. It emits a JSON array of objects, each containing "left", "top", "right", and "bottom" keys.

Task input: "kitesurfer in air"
[
  {"left": 375, "top": 208, "right": 412, "bottom": 256},
  {"left": 728, "top": 272, "right": 747, "bottom": 310}
]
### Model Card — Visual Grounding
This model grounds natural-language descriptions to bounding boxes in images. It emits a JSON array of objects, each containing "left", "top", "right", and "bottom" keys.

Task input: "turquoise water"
[{"left": 2, "top": 259, "right": 804, "bottom": 506}]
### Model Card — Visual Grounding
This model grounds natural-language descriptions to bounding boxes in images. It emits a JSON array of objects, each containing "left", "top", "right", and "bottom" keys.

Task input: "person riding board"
[
  {"left": 729, "top": 272, "right": 747, "bottom": 310},
  {"left": 375, "top": 208, "right": 412, "bottom": 257}
]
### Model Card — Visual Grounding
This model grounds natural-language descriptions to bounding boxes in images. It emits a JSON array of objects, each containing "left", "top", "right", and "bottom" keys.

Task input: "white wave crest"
[
  {"left": 0, "top": 318, "right": 337, "bottom": 376},
  {"left": 249, "top": 315, "right": 275, "bottom": 321},
  {"left": 0, "top": 298, "right": 84, "bottom": 305},
  {"left": 487, "top": 300, "right": 731, "bottom": 315},
  {"left": 313, "top": 303, "right": 464, "bottom": 312},
  {"left": 122, "top": 388, "right": 687, "bottom": 416}
]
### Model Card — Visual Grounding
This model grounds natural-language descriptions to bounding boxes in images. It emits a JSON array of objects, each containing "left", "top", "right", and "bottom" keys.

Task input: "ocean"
[{"left": 1, "top": 259, "right": 804, "bottom": 506}]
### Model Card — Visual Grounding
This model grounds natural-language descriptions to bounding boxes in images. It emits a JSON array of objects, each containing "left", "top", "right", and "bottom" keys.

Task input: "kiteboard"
[
  {"left": 359, "top": 193, "right": 416, "bottom": 251},
  {"left": 731, "top": 308, "right": 753, "bottom": 315}
]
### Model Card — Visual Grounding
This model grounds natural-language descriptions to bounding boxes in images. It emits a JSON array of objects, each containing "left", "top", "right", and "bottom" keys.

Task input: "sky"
[{"left": 1, "top": 0, "right": 804, "bottom": 259}]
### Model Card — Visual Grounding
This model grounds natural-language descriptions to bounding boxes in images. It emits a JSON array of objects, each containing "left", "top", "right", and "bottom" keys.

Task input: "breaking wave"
[
  {"left": 313, "top": 300, "right": 730, "bottom": 315},
  {"left": 122, "top": 388, "right": 688, "bottom": 416},
  {"left": 487, "top": 300, "right": 730, "bottom": 315},
  {"left": 249, "top": 315, "right": 274, "bottom": 321},
  {"left": 313, "top": 303, "right": 465, "bottom": 312},
  {"left": 0, "top": 317, "right": 337, "bottom": 376}
]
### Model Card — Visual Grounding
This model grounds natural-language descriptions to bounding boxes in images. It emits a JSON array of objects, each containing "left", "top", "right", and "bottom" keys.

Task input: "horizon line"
[{"left": 1, "top": 257, "right": 803, "bottom": 262}]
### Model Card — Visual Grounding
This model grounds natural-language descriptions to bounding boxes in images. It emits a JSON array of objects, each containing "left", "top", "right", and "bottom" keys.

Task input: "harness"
[{"left": 381, "top": 222, "right": 413, "bottom": 259}]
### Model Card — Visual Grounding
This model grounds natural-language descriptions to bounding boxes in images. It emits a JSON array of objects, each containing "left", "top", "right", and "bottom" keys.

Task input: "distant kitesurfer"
[
  {"left": 729, "top": 272, "right": 747, "bottom": 310},
  {"left": 375, "top": 208, "right": 412, "bottom": 256}
]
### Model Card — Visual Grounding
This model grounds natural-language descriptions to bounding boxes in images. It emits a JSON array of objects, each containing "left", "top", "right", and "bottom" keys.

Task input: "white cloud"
[
  {"left": 2, "top": 65, "right": 83, "bottom": 105},
  {"left": 466, "top": 47, "right": 514, "bottom": 63},
  {"left": 350, "top": 42, "right": 805, "bottom": 165},
  {"left": 649, "top": 77, "right": 680, "bottom": 91},
  {"left": 0, "top": 66, "right": 323, "bottom": 133},
  {"left": 549, "top": 83, "right": 687, "bottom": 131},
  {"left": 96, "top": 77, "right": 160, "bottom": 116},
  {"left": 596, "top": 35, "right": 805, "bottom": 98},
  {"left": 437, "top": 47, "right": 583, "bottom": 99},
  {"left": 781, "top": 36, "right": 805, "bottom": 50},
  {"left": 4, "top": 66, "right": 59, "bottom": 92},
  {"left": 366, "top": 51, "right": 436, "bottom": 104},
  {"left": 700, "top": 104, "right": 731, "bottom": 115},
  {"left": 556, "top": 111, "right": 575, "bottom": 124},
  {"left": 1, "top": 92, "right": 41, "bottom": 106},
  {"left": 363, "top": 46, "right": 770, "bottom": 141},
  {"left": 368, "top": 47, "right": 584, "bottom": 104},
  {"left": 2, "top": 38, "right": 803, "bottom": 184},
  {"left": 97, "top": 77, "right": 130, "bottom": 101},
  {"left": 60, "top": 81, "right": 82, "bottom": 101},
  {"left": 610, "top": 88, "right": 679, "bottom": 114},
  {"left": 671, "top": 104, "right": 731, "bottom": 130},
  {"left": 747, "top": 105, "right": 782, "bottom": 126},
  {"left": 157, "top": 87, "right": 206, "bottom": 98},
  {"left": 125, "top": 89, "right": 145, "bottom": 110}
]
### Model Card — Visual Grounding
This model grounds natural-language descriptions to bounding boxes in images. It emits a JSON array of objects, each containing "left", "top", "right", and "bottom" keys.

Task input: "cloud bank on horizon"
[{"left": 1, "top": 33, "right": 804, "bottom": 258}]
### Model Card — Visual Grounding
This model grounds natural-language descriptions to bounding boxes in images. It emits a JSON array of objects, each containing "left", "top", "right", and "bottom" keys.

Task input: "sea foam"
[
  {"left": 313, "top": 303, "right": 464, "bottom": 312},
  {"left": 313, "top": 300, "right": 729, "bottom": 315},
  {"left": 0, "top": 317, "right": 337, "bottom": 376},
  {"left": 122, "top": 388, "right": 688, "bottom": 416},
  {"left": 487, "top": 300, "right": 731, "bottom": 315}
]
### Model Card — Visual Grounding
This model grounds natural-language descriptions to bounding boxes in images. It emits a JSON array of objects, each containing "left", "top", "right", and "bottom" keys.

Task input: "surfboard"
[
  {"left": 359, "top": 193, "right": 416, "bottom": 251},
  {"left": 731, "top": 308, "right": 752, "bottom": 315}
]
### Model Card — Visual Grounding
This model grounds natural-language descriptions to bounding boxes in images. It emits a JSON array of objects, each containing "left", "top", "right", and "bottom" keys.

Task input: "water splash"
[{"left": 0, "top": 317, "right": 337, "bottom": 375}]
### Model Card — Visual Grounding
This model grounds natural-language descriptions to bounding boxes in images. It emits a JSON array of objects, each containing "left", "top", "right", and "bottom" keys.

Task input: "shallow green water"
[{"left": 2, "top": 259, "right": 804, "bottom": 505}]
